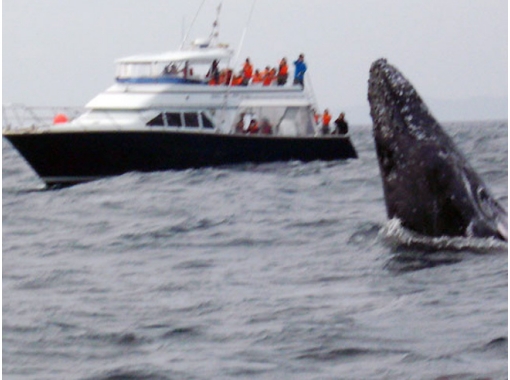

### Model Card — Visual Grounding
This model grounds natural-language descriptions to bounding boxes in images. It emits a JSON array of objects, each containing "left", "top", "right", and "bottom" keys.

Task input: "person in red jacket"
[{"left": 247, "top": 119, "right": 259, "bottom": 134}]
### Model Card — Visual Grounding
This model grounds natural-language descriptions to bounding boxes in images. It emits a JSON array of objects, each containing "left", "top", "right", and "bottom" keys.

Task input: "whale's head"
[{"left": 368, "top": 58, "right": 507, "bottom": 241}]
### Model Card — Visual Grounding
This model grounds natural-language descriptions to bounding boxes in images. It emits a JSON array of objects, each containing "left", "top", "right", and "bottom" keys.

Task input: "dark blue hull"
[{"left": 4, "top": 130, "right": 358, "bottom": 186}]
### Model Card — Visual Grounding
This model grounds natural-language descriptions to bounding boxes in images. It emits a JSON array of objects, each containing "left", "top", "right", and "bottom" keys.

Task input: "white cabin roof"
[{"left": 116, "top": 47, "right": 234, "bottom": 64}]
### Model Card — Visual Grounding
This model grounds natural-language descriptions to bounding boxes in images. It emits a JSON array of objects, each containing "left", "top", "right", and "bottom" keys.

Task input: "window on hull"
[
  {"left": 146, "top": 111, "right": 215, "bottom": 130},
  {"left": 147, "top": 113, "right": 165, "bottom": 126},
  {"left": 201, "top": 112, "right": 214, "bottom": 129},
  {"left": 165, "top": 113, "right": 182, "bottom": 127},
  {"left": 183, "top": 113, "right": 199, "bottom": 128}
]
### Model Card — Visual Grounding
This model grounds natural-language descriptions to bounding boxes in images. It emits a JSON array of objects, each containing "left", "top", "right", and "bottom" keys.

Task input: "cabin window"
[
  {"left": 184, "top": 113, "right": 199, "bottom": 128},
  {"left": 201, "top": 112, "right": 214, "bottom": 129},
  {"left": 165, "top": 113, "right": 182, "bottom": 127},
  {"left": 147, "top": 113, "right": 165, "bottom": 126}
]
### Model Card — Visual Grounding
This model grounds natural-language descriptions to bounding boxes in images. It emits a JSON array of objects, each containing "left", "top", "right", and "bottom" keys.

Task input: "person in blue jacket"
[{"left": 293, "top": 54, "right": 307, "bottom": 87}]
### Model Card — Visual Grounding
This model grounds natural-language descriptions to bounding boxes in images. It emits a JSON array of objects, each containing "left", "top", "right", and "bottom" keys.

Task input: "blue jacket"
[{"left": 293, "top": 60, "right": 307, "bottom": 80}]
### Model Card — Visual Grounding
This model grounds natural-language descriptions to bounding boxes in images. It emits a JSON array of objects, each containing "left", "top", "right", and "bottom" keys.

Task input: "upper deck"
[
  {"left": 88, "top": 41, "right": 314, "bottom": 112},
  {"left": 115, "top": 43, "right": 235, "bottom": 85}
]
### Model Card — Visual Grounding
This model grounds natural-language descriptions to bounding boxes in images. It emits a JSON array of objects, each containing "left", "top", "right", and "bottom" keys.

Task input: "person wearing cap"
[{"left": 293, "top": 53, "right": 307, "bottom": 87}]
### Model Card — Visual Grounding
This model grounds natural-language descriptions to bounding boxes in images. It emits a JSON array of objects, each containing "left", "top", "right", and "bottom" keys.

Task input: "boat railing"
[{"left": 2, "top": 104, "right": 85, "bottom": 132}]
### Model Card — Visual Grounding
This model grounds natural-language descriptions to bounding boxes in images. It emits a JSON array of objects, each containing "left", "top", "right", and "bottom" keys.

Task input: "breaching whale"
[{"left": 367, "top": 58, "right": 507, "bottom": 241}]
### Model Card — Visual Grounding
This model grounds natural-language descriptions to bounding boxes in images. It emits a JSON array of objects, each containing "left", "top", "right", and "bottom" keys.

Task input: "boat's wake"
[{"left": 379, "top": 218, "right": 508, "bottom": 252}]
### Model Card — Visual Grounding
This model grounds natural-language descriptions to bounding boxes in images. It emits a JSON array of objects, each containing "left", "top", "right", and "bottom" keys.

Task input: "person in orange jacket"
[
  {"left": 321, "top": 109, "right": 332, "bottom": 135},
  {"left": 313, "top": 109, "right": 320, "bottom": 125},
  {"left": 277, "top": 58, "right": 288, "bottom": 86},
  {"left": 263, "top": 68, "right": 276, "bottom": 86},
  {"left": 251, "top": 69, "right": 263, "bottom": 84},
  {"left": 242, "top": 58, "right": 253, "bottom": 86},
  {"left": 231, "top": 71, "right": 244, "bottom": 86},
  {"left": 260, "top": 66, "right": 270, "bottom": 81}
]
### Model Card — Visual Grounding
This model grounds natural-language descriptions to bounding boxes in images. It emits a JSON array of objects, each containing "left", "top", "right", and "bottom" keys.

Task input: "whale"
[{"left": 367, "top": 58, "right": 507, "bottom": 241}]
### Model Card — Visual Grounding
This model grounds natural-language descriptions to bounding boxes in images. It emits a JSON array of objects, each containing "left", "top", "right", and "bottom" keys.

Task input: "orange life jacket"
[
  {"left": 232, "top": 75, "right": 243, "bottom": 86},
  {"left": 243, "top": 62, "right": 253, "bottom": 80},
  {"left": 252, "top": 71, "right": 263, "bottom": 83},
  {"left": 322, "top": 112, "right": 332, "bottom": 126},
  {"left": 279, "top": 62, "right": 288, "bottom": 76},
  {"left": 263, "top": 70, "right": 276, "bottom": 86},
  {"left": 248, "top": 121, "right": 259, "bottom": 134}
]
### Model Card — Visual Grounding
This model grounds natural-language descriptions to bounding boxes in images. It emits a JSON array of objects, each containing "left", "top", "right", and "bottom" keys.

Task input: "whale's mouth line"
[{"left": 497, "top": 222, "right": 508, "bottom": 241}]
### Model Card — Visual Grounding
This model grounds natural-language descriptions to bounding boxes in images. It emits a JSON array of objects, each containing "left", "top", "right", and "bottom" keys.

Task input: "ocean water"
[{"left": 3, "top": 121, "right": 508, "bottom": 380}]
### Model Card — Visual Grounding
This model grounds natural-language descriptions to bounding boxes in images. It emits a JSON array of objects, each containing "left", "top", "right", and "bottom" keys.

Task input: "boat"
[{"left": 2, "top": 10, "right": 357, "bottom": 187}]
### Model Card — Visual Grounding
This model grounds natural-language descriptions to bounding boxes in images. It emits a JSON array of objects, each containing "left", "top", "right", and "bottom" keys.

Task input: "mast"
[
  {"left": 208, "top": 3, "right": 222, "bottom": 47},
  {"left": 220, "top": 0, "right": 257, "bottom": 130},
  {"left": 179, "top": 0, "right": 207, "bottom": 50}
]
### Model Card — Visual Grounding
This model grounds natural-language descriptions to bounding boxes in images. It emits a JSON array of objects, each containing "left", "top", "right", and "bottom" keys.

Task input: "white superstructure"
[{"left": 60, "top": 39, "right": 317, "bottom": 137}]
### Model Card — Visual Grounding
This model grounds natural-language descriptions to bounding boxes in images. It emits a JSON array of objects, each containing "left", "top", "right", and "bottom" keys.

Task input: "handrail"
[{"left": 2, "top": 104, "right": 85, "bottom": 132}]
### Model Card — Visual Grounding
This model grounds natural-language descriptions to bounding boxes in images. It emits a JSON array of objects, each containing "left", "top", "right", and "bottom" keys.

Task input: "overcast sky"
[{"left": 3, "top": 0, "right": 508, "bottom": 124}]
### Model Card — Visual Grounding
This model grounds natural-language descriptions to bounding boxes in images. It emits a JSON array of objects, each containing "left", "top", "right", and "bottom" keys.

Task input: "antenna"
[
  {"left": 181, "top": 15, "right": 186, "bottom": 43},
  {"left": 208, "top": 2, "right": 222, "bottom": 46},
  {"left": 229, "top": 0, "right": 257, "bottom": 82},
  {"left": 179, "top": 0, "right": 207, "bottom": 50}
]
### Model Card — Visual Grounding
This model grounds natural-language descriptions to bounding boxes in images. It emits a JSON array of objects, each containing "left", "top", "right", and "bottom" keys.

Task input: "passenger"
[
  {"left": 209, "top": 67, "right": 220, "bottom": 85},
  {"left": 312, "top": 108, "right": 320, "bottom": 125},
  {"left": 242, "top": 58, "right": 253, "bottom": 86},
  {"left": 263, "top": 68, "right": 276, "bottom": 86},
  {"left": 333, "top": 112, "right": 349, "bottom": 135},
  {"left": 271, "top": 68, "right": 278, "bottom": 85},
  {"left": 293, "top": 53, "right": 307, "bottom": 87},
  {"left": 321, "top": 109, "right": 331, "bottom": 135},
  {"left": 164, "top": 63, "right": 179, "bottom": 75},
  {"left": 235, "top": 114, "right": 245, "bottom": 134},
  {"left": 231, "top": 71, "right": 244, "bottom": 86},
  {"left": 180, "top": 62, "right": 194, "bottom": 79},
  {"left": 207, "top": 60, "right": 220, "bottom": 84},
  {"left": 224, "top": 69, "right": 233, "bottom": 85},
  {"left": 247, "top": 119, "right": 259, "bottom": 134},
  {"left": 277, "top": 58, "right": 288, "bottom": 86},
  {"left": 260, "top": 118, "right": 273, "bottom": 135},
  {"left": 260, "top": 66, "right": 270, "bottom": 81},
  {"left": 251, "top": 69, "right": 263, "bottom": 84}
]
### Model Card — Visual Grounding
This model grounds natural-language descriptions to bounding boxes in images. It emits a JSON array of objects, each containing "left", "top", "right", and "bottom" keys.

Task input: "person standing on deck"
[
  {"left": 277, "top": 58, "right": 289, "bottom": 86},
  {"left": 321, "top": 109, "right": 332, "bottom": 135},
  {"left": 293, "top": 54, "right": 307, "bottom": 87},
  {"left": 333, "top": 112, "right": 349, "bottom": 135},
  {"left": 207, "top": 60, "right": 220, "bottom": 85},
  {"left": 242, "top": 58, "right": 253, "bottom": 86}
]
